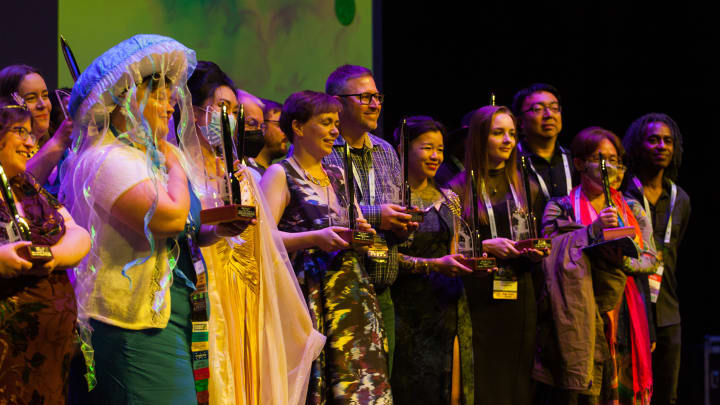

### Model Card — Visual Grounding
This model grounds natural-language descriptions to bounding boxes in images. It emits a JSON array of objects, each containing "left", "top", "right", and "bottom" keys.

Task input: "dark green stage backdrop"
[{"left": 58, "top": 0, "right": 372, "bottom": 103}]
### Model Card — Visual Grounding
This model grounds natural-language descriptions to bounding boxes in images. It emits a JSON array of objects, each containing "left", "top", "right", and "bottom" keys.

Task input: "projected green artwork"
[{"left": 58, "top": 0, "right": 372, "bottom": 103}]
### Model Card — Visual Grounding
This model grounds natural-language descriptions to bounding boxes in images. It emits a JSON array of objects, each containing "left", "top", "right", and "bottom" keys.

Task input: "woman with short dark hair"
[
  {"left": 261, "top": 90, "right": 392, "bottom": 404},
  {"left": 534, "top": 127, "right": 657, "bottom": 405}
]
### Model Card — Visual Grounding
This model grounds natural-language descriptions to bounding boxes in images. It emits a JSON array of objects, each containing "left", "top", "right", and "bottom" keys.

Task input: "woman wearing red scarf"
[{"left": 534, "top": 127, "right": 657, "bottom": 405}]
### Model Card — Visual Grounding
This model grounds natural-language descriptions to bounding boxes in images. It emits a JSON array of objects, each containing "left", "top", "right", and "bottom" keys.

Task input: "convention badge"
[
  {"left": 493, "top": 267, "right": 518, "bottom": 300},
  {"left": 649, "top": 250, "right": 665, "bottom": 303}
]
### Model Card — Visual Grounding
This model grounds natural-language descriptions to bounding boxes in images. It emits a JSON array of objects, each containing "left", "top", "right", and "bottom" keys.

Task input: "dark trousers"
[{"left": 652, "top": 323, "right": 681, "bottom": 405}]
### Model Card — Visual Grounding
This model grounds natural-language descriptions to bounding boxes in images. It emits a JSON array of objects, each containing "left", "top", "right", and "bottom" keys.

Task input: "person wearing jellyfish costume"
[{"left": 59, "top": 35, "right": 323, "bottom": 405}]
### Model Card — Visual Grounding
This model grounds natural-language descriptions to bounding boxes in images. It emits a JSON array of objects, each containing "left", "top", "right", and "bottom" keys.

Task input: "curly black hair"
[{"left": 622, "top": 113, "right": 683, "bottom": 181}]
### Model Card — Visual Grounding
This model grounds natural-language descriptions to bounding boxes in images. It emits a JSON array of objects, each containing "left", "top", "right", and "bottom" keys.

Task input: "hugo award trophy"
[
  {"left": 0, "top": 162, "right": 53, "bottom": 262},
  {"left": 512, "top": 156, "right": 552, "bottom": 250},
  {"left": 337, "top": 143, "right": 374, "bottom": 246},
  {"left": 457, "top": 169, "right": 496, "bottom": 272},
  {"left": 600, "top": 152, "right": 635, "bottom": 240},
  {"left": 199, "top": 104, "right": 256, "bottom": 224},
  {"left": 399, "top": 118, "right": 425, "bottom": 223},
  {"left": 582, "top": 153, "right": 639, "bottom": 258}
]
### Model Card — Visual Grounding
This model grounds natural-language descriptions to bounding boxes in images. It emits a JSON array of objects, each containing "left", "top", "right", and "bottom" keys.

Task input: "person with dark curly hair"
[{"left": 621, "top": 113, "right": 690, "bottom": 405}]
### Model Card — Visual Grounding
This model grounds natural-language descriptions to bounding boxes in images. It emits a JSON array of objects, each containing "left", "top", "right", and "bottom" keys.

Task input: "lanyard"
[
  {"left": 480, "top": 177, "right": 520, "bottom": 239},
  {"left": 350, "top": 152, "right": 376, "bottom": 205},
  {"left": 518, "top": 143, "right": 572, "bottom": 198},
  {"left": 573, "top": 187, "right": 629, "bottom": 227},
  {"left": 185, "top": 213, "right": 211, "bottom": 404},
  {"left": 633, "top": 177, "right": 676, "bottom": 245}
]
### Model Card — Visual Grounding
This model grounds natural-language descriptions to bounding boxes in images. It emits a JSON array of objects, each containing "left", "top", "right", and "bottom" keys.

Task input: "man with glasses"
[
  {"left": 258, "top": 98, "right": 288, "bottom": 169},
  {"left": 512, "top": 84, "right": 574, "bottom": 217},
  {"left": 323, "top": 64, "right": 416, "bottom": 375},
  {"left": 237, "top": 89, "right": 267, "bottom": 179}
]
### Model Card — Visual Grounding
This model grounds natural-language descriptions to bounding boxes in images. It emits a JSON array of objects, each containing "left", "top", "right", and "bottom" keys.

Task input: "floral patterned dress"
[
  {"left": 277, "top": 159, "right": 392, "bottom": 405},
  {"left": 0, "top": 172, "right": 72, "bottom": 405}
]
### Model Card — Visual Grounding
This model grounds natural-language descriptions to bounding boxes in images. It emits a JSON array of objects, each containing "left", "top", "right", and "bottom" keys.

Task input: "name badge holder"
[
  {"left": 478, "top": 177, "right": 518, "bottom": 300},
  {"left": 199, "top": 104, "right": 256, "bottom": 225},
  {"left": 0, "top": 163, "right": 53, "bottom": 262},
  {"left": 634, "top": 177, "right": 676, "bottom": 303}
]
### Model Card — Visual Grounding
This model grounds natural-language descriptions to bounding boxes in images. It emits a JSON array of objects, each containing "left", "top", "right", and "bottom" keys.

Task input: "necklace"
[{"left": 292, "top": 157, "right": 330, "bottom": 187}]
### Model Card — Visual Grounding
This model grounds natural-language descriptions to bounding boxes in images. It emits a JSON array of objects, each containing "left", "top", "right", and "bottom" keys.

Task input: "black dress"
[
  {"left": 463, "top": 168, "right": 537, "bottom": 405},
  {"left": 390, "top": 186, "right": 471, "bottom": 404}
]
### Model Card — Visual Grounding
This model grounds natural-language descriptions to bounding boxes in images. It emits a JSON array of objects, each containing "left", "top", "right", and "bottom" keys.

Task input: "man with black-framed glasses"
[
  {"left": 237, "top": 89, "right": 268, "bottom": 180},
  {"left": 512, "top": 83, "right": 575, "bottom": 217},
  {"left": 323, "top": 64, "right": 417, "bottom": 376}
]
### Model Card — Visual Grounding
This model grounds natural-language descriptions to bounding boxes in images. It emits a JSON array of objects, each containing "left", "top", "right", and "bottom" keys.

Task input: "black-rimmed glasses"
[{"left": 337, "top": 92, "right": 384, "bottom": 105}]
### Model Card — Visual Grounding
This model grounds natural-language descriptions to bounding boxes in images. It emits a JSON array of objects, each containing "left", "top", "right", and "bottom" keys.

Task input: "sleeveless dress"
[
  {"left": 0, "top": 172, "right": 72, "bottom": 405},
  {"left": 277, "top": 159, "right": 392, "bottom": 405}
]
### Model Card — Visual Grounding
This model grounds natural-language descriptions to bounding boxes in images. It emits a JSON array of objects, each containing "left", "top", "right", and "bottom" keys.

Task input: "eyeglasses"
[
  {"left": 522, "top": 103, "right": 561, "bottom": 115},
  {"left": 586, "top": 155, "right": 626, "bottom": 172},
  {"left": 337, "top": 92, "right": 384, "bottom": 105},
  {"left": 245, "top": 119, "right": 266, "bottom": 132},
  {"left": 10, "top": 126, "right": 38, "bottom": 144}
]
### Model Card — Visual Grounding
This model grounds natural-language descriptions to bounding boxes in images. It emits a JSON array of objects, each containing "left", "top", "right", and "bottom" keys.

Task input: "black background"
[{"left": 376, "top": 2, "right": 714, "bottom": 403}]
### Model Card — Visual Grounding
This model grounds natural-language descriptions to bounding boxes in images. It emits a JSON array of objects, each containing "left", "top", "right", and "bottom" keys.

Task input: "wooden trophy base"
[
  {"left": 200, "top": 204, "right": 256, "bottom": 225},
  {"left": 458, "top": 256, "right": 497, "bottom": 273},
  {"left": 20, "top": 244, "right": 54, "bottom": 263},
  {"left": 602, "top": 226, "right": 635, "bottom": 241},
  {"left": 406, "top": 207, "right": 426, "bottom": 223},
  {"left": 337, "top": 229, "right": 375, "bottom": 247},
  {"left": 515, "top": 238, "right": 552, "bottom": 251}
]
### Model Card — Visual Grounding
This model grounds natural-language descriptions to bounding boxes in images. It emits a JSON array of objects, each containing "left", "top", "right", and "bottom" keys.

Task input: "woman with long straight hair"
[{"left": 450, "top": 105, "right": 546, "bottom": 405}]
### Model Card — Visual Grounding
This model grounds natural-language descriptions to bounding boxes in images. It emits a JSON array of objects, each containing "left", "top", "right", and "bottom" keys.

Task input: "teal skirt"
[{"left": 89, "top": 281, "right": 197, "bottom": 405}]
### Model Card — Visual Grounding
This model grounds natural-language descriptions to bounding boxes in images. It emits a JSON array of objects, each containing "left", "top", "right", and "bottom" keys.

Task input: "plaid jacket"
[{"left": 323, "top": 133, "right": 403, "bottom": 289}]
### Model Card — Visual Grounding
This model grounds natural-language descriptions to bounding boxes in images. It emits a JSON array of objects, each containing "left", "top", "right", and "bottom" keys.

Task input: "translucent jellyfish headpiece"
[{"left": 59, "top": 35, "right": 205, "bottom": 388}]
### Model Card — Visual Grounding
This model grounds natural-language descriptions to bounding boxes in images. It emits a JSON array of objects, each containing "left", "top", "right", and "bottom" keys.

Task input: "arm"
[
  {"left": 260, "top": 163, "right": 348, "bottom": 253},
  {"left": 110, "top": 144, "right": 190, "bottom": 239},
  {"left": 44, "top": 207, "right": 91, "bottom": 270},
  {"left": 27, "top": 119, "right": 73, "bottom": 184},
  {"left": 621, "top": 201, "right": 660, "bottom": 275}
]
